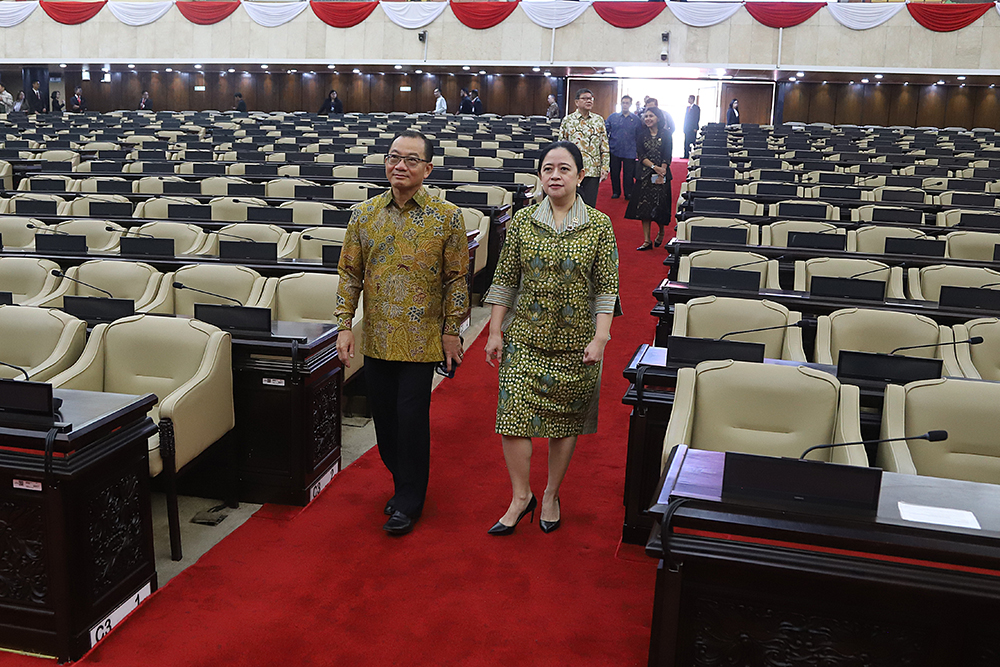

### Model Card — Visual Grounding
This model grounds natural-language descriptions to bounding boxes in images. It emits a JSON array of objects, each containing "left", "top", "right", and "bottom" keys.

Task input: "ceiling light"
[
  {"left": 860, "top": 78, "right": 869, "bottom": 84},
  {"left": 328, "top": 64, "right": 336, "bottom": 69},
  {"left": 903, "top": 82, "right": 908, "bottom": 86},
  {"left": 81, "top": 71, "right": 90, "bottom": 80},
  {"left": 353, "top": 68, "right": 361, "bottom": 74},
  {"left": 59, "top": 63, "right": 66, "bottom": 69},
  {"left": 102, "top": 72, "right": 111, "bottom": 83},
  {"left": 789, "top": 77, "right": 796, "bottom": 82},
  {"left": 194, "top": 64, "right": 202, "bottom": 69},
  {"left": 822, "top": 80, "right": 827, "bottom": 85},
  {"left": 101, "top": 65, "right": 110, "bottom": 72},
  {"left": 415, "top": 69, "right": 423, "bottom": 74},
  {"left": 128, "top": 64, "right": 136, "bottom": 69},
  {"left": 288, "top": 69, "right": 297, "bottom": 73},
  {"left": 961, "top": 83, "right": 966, "bottom": 88},
  {"left": 605, "top": 68, "right": 613, "bottom": 72},
  {"left": 796, "top": 71, "right": 804, "bottom": 77},
  {"left": 992, "top": 84, "right": 996, "bottom": 89},
  {"left": 165, "top": 68, "right": 172, "bottom": 73},
  {"left": 849, "top": 80, "right": 854, "bottom": 84},
  {"left": 479, "top": 70, "right": 486, "bottom": 75},
  {"left": 228, "top": 68, "right": 235, "bottom": 73},
  {"left": 544, "top": 71, "right": 551, "bottom": 77},
  {"left": 532, "top": 66, "right": 540, "bottom": 72},
  {"left": 874, "top": 74, "right": 883, "bottom": 79},
  {"left": 958, "top": 76, "right": 966, "bottom": 81},
  {"left": 520, "top": 73, "right": 525, "bottom": 77},
  {"left": 379, "top": 72, "right": 385, "bottom": 76},
  {"left": 462, "top": 65, "right": 470, "bottom": 71},
  {"left": 261, "top": 64, "right": 268, "bottom": 69},
  {"left": 937, "top": 80, "right": 945, "bottom": 85},
  {"left": 394, "top": 64, "right": 402, "bottom": 70}
]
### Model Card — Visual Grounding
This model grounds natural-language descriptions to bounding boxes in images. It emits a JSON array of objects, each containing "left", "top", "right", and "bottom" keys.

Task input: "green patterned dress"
[{"left": 484, "top": 197, "right": 620, "bottom": 438}]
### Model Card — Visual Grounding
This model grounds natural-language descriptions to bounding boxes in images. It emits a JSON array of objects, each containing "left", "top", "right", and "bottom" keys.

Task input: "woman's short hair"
[{"left": 537, "top": 140, "right": 584, "bottom": 174}]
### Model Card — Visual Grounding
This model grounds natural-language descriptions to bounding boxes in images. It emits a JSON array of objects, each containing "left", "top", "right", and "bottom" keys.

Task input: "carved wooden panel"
[
  {"left": 88, "top": 472, "right": 145, "bottom": 600},
  {"left": 309, "top": 374, "right": 340, "bottom": 468},
  {"left": 0, "top": 501, "right": 47, "bottom": 606}
]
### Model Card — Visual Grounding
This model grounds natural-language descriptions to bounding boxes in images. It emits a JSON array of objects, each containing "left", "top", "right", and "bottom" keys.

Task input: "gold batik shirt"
[
  {"left": 335, "top": 187, "right": 470, "bottom": 363},
  {"left": 559, "top": 110, "right": 611, "bottom": 177}
]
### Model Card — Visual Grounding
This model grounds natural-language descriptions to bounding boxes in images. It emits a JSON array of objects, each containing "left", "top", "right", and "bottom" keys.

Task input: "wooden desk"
[
  {"left": 646, "top": 445, "right": 1000, "bottom": 667},
  {"left": 0, "top": 389, "right": 158, "bottom": 662}
]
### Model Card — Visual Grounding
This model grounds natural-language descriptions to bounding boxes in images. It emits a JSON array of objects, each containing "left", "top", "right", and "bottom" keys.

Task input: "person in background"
[
  {"left": 683, "top": 94, "right": 700, "bottom": 159},
  {"left": 470, "top": 89, "right": 483, "bottom": 115},
  {"left": 484, "top": 140, "right": 620, "bottom": 536},
  {"left": 50, "top": 91, "right": 63, "bottom": 114},
  {"left": 545, "top": 94, "right": 560, "bottom": 120},
  {"left": 334, "top": 130, "right": 469, "bottom": 537},
  {"left": 319, "top": 90, "right": 344, "bottom": 114},
  {"left": 605, "top": 94, "right": 640, "bottom": 200},
  {"left": 138, "top": 91, "right": 152, "bottom": 111},
  {"left": 68, "top": 87, "right": 86, "bottom": 113},
  {"left": 233, "top": 92, "right": 247, "bottom": 113},
  {"left": 27, "top": 80, "right": 46, "bottom": 114},
  {"left": 0, "top": 83, "right": 13, "bottom": 114},
  {"left": 625, "top": 107, "right": 673, "bottom": 251},
  {"left": 458, "top": 88, "right": 473, "bottom": 114},
  {"left": 432, "top": 88, "right": 447, "bottom": 115},
  {"left": 558, "top": 88, "right": 609, "bottom": 208},
  {"left": 12, "top": 91, "right": 25, "bottom": 113},
  {"left": 726, "top": 98, "right": 740, "bottom": 125}
]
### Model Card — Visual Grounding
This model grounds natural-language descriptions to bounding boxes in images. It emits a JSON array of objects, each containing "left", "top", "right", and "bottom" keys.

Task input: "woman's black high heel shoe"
[
  {"left": 653, "top": 231, "right": 665, "bottom": 247},
  {"left": 540, "top": 497, "right": 561, "bottom": 534},
  {"left": 487, "top": 495, "right": 537, "bottom": 536}
]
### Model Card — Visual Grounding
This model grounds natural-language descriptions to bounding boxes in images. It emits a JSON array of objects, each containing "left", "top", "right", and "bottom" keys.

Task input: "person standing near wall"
[
  {"left": 605, "top": 94, "right": 640, "bottom": 200},
  {"left": 545, "top": 94, "right": 560, "bottom": 120},
  {"left": 683, "top": 95, "right": 700, "bottom": 159},
  {"left": 558, "top": 88, "right": 609, "bottom": 208},
  {"left": 0, "top": 83, "right": 13, "bottom": 114}
]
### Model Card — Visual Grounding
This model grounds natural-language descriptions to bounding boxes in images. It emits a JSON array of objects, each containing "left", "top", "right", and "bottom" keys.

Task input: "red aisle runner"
[{"left": 35, "top": 177, "right": 678, "bottom": 667}]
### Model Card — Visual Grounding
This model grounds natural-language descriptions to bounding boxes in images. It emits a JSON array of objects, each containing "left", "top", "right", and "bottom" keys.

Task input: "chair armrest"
[
  {"left": 792, "top": 260, "right": 807, "bottom": 292},
  {"left": 764, "top": 260, "right": 781, "bottom": 290},
  {"left": 158, "top": 329, "right": 234, "bottom": 471},
  {"left": 256, "top": 277, "right": 278, "bottom": 314},
  {"left": 907, "top": 267, "right": 924, "bottom": 300},
  {"left": 661, "top": 366, "right": 697, "bottom": 473},
  {"left": 783, "top": 310, "right": 808, "bottom": 362},
  {"left": 140, "top": 272, "right": 174, "bottom": 314},
  {"left": 938, "top": 325, "right": 963, "bottom": 377},
  {"left": 48, "top": 322, "right": 110, "bottom": 390},
  {"left": 887, "top": 266, "right": 906, "bottom": 300},
  {"left": 280, "top": 231, "right": 301, "bottom": 259},
  {"left": 952, "top": 324, "right": 981, "bottom": 379},
  {"left": 832, "top": 384, "right": 867, "bottom": 466},
  {"left": 877, "top": 384, "right": 918, "bottom": 474},
  {"left": 27, "top": 318, "right": 86, "bottom": 382},
  {"left": 670, "top": 303, "right": 689, "bottom": 337},
  {"left": 814, "top": 315, "right": 834, "bottom": 365}
]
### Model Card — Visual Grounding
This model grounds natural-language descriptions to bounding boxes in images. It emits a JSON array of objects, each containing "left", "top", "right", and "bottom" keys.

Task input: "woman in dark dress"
[
  {"left": 726, "top": 98, "right": 740, "bottom": 125},
  {"left": 318, "top": 90, "right": 344, "bottom": 115},
  {"left": 624, "top": 107, "right": 672, "bottom": 250},
  {"left": 50, "top": 91, "right": 63, "bottom": 114}
]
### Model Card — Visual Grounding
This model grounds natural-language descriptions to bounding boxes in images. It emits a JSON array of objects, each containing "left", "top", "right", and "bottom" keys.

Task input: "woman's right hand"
[
  {"left": 653, "top": 165, "right": 667, "bottom": 177},
  {"left": 485, "top": 332, "right": 503, "bottom": 368}
]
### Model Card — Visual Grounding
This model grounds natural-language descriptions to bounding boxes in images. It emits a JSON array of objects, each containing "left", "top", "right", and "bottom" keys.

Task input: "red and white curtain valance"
[{"left": 1, "top": 0, "right": 998, "bottom": 33}]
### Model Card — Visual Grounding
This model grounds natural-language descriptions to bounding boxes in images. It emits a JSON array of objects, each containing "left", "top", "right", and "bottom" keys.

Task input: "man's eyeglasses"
[
  {"left": 385, "top": 153, "right": 431, "bottom": 167},
  {"left": 578, "top": 97, "right": 594, "bottom": 102}
]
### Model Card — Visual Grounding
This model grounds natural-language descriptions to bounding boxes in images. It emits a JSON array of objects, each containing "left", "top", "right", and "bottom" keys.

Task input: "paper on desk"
[{"left": 897, "top": 501, "right": 981, "bottom": 530}]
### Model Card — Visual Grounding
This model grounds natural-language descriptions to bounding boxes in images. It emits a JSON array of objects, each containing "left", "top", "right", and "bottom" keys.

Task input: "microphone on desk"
[
  {"left": 848, "top": 266, "right": 890, "bottom": 280},
  {"left": 889, "top": 337, "right": 983, "bottom": 356},
  {"left": 799, "top": 430, "right": 948, "bottom": 460},
  {"left": 727, "top": 255, "right": 783, "bottom": 271},
  {"left": 51, "top": 269, "right": 114, "bottom": 299},
  {"left": 0, "top": 360, "right": 30, "bottom": 381},
  {"left": 26, "top": 223, "right": 70, "bottom": 235},
  {"left": 172, "top": 281, "right": 243, "bottom": 306},
  {"left": 112, "top": 226, "right": 155, "bottom": 238},
  {"left": 206, "top": 229, "right": 257, "bottom": 242},
  {"left": 979, "top": 281, "right": 1000, "bottom": 289},
  {"left": 718, "top": 319, "right": 814, "bottom": 340}
]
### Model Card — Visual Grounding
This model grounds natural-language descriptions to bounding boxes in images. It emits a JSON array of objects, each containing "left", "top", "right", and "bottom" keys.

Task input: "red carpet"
[{"left": 10, "top": 168, "right": 686, "bottom": 666}]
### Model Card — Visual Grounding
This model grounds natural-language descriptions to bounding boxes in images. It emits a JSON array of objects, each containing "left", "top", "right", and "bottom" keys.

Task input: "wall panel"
[
  {"left": 720, "top": 83, "right": 774, "bottom": 125},
  {"left": 944, "top": 87, "right": 975, "bottom": 130},
  {"left": 916, "top": 85, "right": 947, "bottom": 128}
]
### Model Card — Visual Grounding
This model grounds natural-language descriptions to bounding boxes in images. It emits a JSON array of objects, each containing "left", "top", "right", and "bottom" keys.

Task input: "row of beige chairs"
[
  {"left": 660, "top": 359, "right": 1000, "bottom": 486},
  {"left": 678, "top": 248, "right": 1000, "bottom": 301},
  {"left": 676, "top": 216, "right": 1000, "bottom": 260},
  {"left": 672, "top": 295, "right": 1000, "bottom": 378},
  {"left": 691, "top": 194, "right": 1000, "bottom": 220}
]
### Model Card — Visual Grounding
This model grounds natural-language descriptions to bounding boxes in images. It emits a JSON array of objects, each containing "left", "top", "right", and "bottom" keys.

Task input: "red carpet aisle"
[{"left": 11, "top": 164, "right": 687, "bottom": 667}]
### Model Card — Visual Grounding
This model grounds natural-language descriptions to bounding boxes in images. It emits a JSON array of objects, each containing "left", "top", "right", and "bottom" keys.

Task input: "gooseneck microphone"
[
  {"left": 51, "top": 269, "right": 114, "bottom": 298},
  {"left": 849, "top": 266, "right": 889, "bottom": 280},
  {"left": 889, "top": 337, "right": 983, "bottom": 356},
  {"left": 727, "top": 255, "right": 783, "bottom": 271},
  {"left": 718, "top": 319, "right": 813, "bottom": 340},
  {"left": 27, "top": 223, "right": 69, "bottom": 235},
  {"left": 207, "top": 229, "right": 256, "bottom": 242},
  {"left": 112, "top": 226, "right": 155, "bottom": 238},
  {"left": 172, "top": 281, "right": 243, "bottom": 306},
  {"left": 0, "top": 360, "right": 30, "bottom": 380},
  {"left": 979, "top": 281, "right": 1000, "bottom": 289},
  {"left": 799, "top": 430, "right": 948, "bottom": 460}
]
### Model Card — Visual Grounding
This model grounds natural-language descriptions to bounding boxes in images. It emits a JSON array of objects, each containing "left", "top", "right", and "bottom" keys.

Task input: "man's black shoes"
[
  {"left": 383, "top": 510, "right": 417, "bottom": 536},
  {"left": 384, "top": 500, "right": 395, "bottom": 516}
]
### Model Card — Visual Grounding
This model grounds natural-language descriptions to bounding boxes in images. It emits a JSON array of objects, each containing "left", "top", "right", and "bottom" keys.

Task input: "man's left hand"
[
  {"left": 442, "top": 334, "right": 463, "bottom": 371},
  {"left": 600, "top": 170, "right": 610, "bottom": 182}
]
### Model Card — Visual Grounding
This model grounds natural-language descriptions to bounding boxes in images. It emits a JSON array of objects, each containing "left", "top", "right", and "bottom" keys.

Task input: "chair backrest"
[
  {"left": 954, "top": 318, "right": 1000, "bottom": 381},
  {"left": 266, "top": 273, "right": 340, "bottom": 323},
  {"left": 53, "top": 219, "right": 125, "bottom": 251},
  {"left": 75, "top": 259, "right": 162, "bottom": 303},
  {"left": 296, "top": 226, "right": 346, "bottom": 260},
  {"left": 794, "top": 257, "right": 903, "bottom": 298},
  {"left": 132, "top": 221, "right": 209, "bottom": 255},
  {"left": 817, "top": 308, "right": 943, "bottom": 364},
  {"left": 682, "top": 360, "right": 847, "bottom": 460},
  {"left": 264, "top": 177, "right": 318, "bottom": 199},
  {"left": 171, "top": 264, "right": 265, "bottom": 316},
  {"left": 762, "top": 220, "right": 841, "bottom": 247},
  {"left": 201, "top": 176, "right": 249, "bottom": 196},
  {"left": 853, "top": 225, "right": 927, "bottom": 254},
  {"left": 880, "top": 378, "right": 1000, "bottom": 484},
  {"left": 209, "top": 196, "right": 268, "bottom": 222},
  {"left": 218, "top": 222, "right": 286, "bottom": 244},
  {"left": 0, "top": 216, "right": 43, "bottom": 248},
  {"left": 333, "top": 182, "right": 378, "bottom": 201},
  {"left": 134, "top": 196, "right": 199, "bottom": 219},
  {"left": 944, "top": 230, "right": 1000, "bottom": 262},
  {"left": 908, "top": 264, "right": 1000, "bottom": 301},
  {"left": 672, "top": 296, "right": 800, "bottom": 360},
  {"left": 0, "top": 305, "right": 85, "bottom": 380},
  {"left": 134, "top": 176, "right": 186, "bottom": 194},
  {"left": 676, "top": 217, "right": 758, "bottom": 245},
  {"left": 78, "top": 176, "right": 130, "bottom": 194},
  {"left": 64, "top": 193, "right": 131, "bottom": 217},
  {"left": 0, "top": 257, "right": 61, "bottom": 304},
  {"left": 678, "top": 250, "right": 775, "bottom": 290}
]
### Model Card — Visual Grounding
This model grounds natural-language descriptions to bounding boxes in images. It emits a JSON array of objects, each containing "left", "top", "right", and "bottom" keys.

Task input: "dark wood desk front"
[
  {"left": 646, "top": 445, "right": 1000, "bottom": 667},
  {"left": 0, "top": 389, "right": 158, "bottom": 662}
]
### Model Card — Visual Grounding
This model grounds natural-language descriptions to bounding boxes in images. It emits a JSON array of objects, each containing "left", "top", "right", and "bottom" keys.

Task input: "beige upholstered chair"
[
  {"left": 0, "top": 159, "right": 11, "bottom": 190},
  {"left": 814, "top": 307, "right": 950, "bottom": 365},
  {"left": 0, "top": 257, "right": 62, "bottom": 305},
  {"left": 671, "top": 296, "right": 807, "bottom": 361},
  {"left": 461, "top": 207, "right": 489, "bottom": 275},
  {"left": 277, "top": 200, "right": 341, "bottom": 226},
  {"left": 878, "top": 377, "right": 1000, "bottom": 484},
  {"left": 203, "top": 222, "right": 294, "bottom": 258},
  {"left": 953, "top": 318, "right": 1000, "bottom": 380},
  {"left": 125, "top": 221, "right": 212, "bottom": 256},
  {"left": 3, "top": 193, "right": 67, "bottom": 215},
  {"left": 38, "top": 149, "right": 80, "bottom": 167},
  {"left": 331, "top": 165, "right": 360, "bottom": 179},
  {"left": 146, "top": 264, "right": 266, "bottom": 316},
  {"left": 849, "top": 204, "right": 923, "bottom": 223},
  {"left": 872, "top": 186, "right": 927, "bottom": 203},
  {"left": 0, "top": 217, "right": 44, "bottom": 249},
  {"left": 50, "top": 314, "right": 234, "bottom": 560},
  {"left": 132, "top": 195, "right": 200, "bottom": 219},
  {"left": 761, "top": 220, "right": 850, "bottom": 249},
  {"left": 200, "top": 176, "right": 250, "bottom": 197},
  {"left": 17, "top": 175, "right": 75, "bottom": 192},
  {"left": 208, "top": 196, "right": 269, "bottom": 223},
  {"left": 333, "top": 182, "right": 379, "bottom": 201},
  {"left": 291, "top": 226, "right": 346, "bottom": 260},
  {"left": 455, "top": 184, "right": 513, "bottom": 207},
  {"left": 853, "top": 225, "right": 929, "bottom": 254},
  {"left": 52, "top": 219, "right": 126, "bottom": 252},
  {"left": 661, "top": 360, "right": 867, "bottom": 471},
  {"left": 675, "top": 217, "right": 758, "bottom": 245},
  {"left": 793, "top": 258, "right": 905, "bottom": 299},
  {"left": 257, "top": 273, "right": 364, "bottom": 380},
  {"left": 264, "top": 177, "right": 318, "bottom": 199},
  {"left": 77, "top": 176, "right": 130, "bottom": 194},
  {"left": 34, "top": 259, "right": 163, "bottom": 310},
  {"left": 133, "top": 176, "right": 187, "bottom": 195},
  {"left": 944, "top": 230, "right": 1000, "bottom": 261},
  {"left": 768, "top": 200, "right": 839, "bottom": 220},
  {"left": 0, "top": 305, "right": 86, "bottom": 381},
  {"left": 677, "top": 250, "right": 781, "bottom": 290},
  {"left": 60, "top": 193, "right": 132, "bottom": 218},
  {"left": 907, "top": 264, "right": 1000, "bottom": 301}
]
